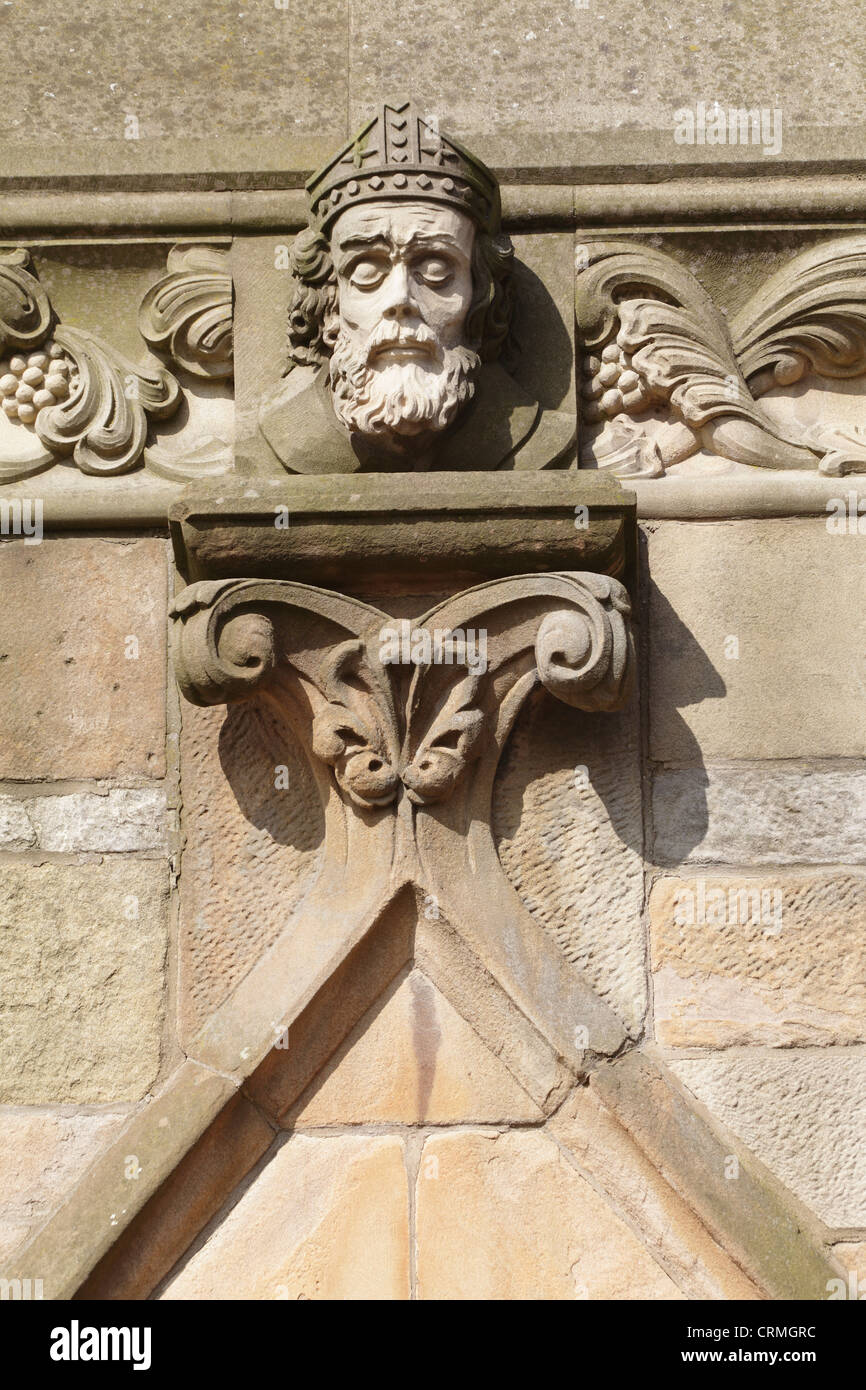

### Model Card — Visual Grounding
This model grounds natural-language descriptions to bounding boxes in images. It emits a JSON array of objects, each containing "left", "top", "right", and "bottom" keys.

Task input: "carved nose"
[{"left": 381, "top": 264, "right": 416, "bottom": 320}]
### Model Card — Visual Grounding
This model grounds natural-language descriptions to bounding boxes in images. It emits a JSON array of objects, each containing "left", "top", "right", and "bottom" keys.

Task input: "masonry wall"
[
  {"left": 1, "top": 514, "right": 863, "bottom": 1296},
  {"left": 1, "top": 0, "right": 865, "bottom": 1302}
]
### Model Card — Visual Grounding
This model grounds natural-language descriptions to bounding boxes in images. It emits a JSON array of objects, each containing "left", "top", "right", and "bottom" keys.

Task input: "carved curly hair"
[{"left": 284, "top": 223, "right": 515, "bottom": 374}]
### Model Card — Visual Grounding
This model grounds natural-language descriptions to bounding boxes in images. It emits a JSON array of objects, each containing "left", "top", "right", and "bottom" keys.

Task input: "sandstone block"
[
  {"left": 0, "top": 788, "right": 168, "bottom": 854},
  {"left": 416, "top": 1129, "right": 684, "bottom": 1300},
  {"left": 647, "top": 519, "right": 866, "bottom": 760},
  {"left": 651, "top": 873, "right": 866, "bottom": 1046},
  {"left": 289, "top": 968, "right": 544, "bottom": 1127},
  {"left": 672, "top": 1049, "right": 866, "bottom": 1228},
  {"left": 161, "top": 1134, "right": 409, "bottom": 1300},
  {"left": 0, "top": 861, "right": 169, "bottom": 1104},
  {"left": 0, "top": 538, "right": 167, "bottom": 780},
  {"left": 653, "top": 765, "right": 866, "bottom": 866}
]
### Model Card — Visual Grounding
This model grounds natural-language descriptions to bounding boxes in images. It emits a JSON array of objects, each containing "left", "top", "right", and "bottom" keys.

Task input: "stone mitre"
[{"left": 252, "top": 101, "right": 576, "bottom": 474}]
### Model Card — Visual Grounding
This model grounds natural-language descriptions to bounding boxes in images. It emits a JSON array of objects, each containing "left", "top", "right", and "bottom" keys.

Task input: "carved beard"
[{"left": 328, "top": 319, "right": 480, "bottom": 446}]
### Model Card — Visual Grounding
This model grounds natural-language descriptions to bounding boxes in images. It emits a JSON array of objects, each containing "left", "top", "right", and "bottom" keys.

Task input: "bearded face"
[{"left": 327, "top": 202, "right": 481, "bottom": 448}]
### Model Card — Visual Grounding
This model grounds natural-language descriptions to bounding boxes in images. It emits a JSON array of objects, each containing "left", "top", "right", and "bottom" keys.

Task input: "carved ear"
[{"left": 322, "top": 310, "right": 340, "bottom": 351}]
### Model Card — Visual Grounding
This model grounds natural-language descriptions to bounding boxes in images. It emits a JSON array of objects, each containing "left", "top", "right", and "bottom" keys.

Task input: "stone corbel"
[{"left": 168, "top": 473, "right": 638, "bottom": 1075}]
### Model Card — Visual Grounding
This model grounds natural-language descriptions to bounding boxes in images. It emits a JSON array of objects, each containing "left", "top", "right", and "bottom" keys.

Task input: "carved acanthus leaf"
[
  {"left": 311, "top": 639, "right": 401, "bottom": 809},
  {"left": 35, "top": 325, "right": 181, "bottom": 476},
  {"left": 139, "top": 245, "right": 233, "bottom": 379},
  {"left": 0, "top": 249, "right": 53, "bottom": 353},
  {"left": 732, "top": 235, "right": 866, "bottom": 393},
  {"left": 576, "top": 240, "right": 765, "bottom": 429},
  {"left": 402, "top": 672, "right": 485, "bottom": 806}
]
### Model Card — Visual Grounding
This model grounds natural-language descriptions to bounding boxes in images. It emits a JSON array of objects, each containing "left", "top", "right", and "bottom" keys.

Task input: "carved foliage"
[
  {"left": 139, "top": 244, "right": 233, "bottom": 379},
  {"left": 731, "top": 235, "right": 866, "bottom": 390},
  {"left": 170, "top": 573, "right": 635, "bottom": 814},
  {"left": 577, "top": 236, "right": 866, "bottom": 476},
  {"left": 0, "top": 248, "right": 182, "bottom": 479},
  {"left": 38, "top": 325, "right": 180, "bottom": 476},
  {"left": 0, "top": 249, "right": 53, "bottom": 353}
]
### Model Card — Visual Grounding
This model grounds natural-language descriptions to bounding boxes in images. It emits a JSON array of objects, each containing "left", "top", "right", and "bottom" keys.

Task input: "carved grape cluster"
[
  {"left": 0, "top": 342, "right": 73, "bottom": 425},
  {"left": 581, "top": 339, "right": 651, "bottom": 422}
]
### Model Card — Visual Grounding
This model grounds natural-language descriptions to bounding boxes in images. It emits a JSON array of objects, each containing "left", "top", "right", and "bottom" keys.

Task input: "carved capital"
[{"left": 171, "top": 572, "right": 634, "bottom": 817}]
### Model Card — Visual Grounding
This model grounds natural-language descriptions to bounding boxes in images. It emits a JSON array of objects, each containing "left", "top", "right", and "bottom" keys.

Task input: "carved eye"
[
  {"left": 415, "top": 257, "right": 453, "bottom": 286},
  {"left": 348, "top": 259, "right": 387, "bottom": 289}
]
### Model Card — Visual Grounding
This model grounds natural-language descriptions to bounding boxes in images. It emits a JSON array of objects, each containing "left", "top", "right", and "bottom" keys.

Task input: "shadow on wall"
[
  {"left": 645, "top": 537, "right": 727, "bottom": 861},
  {"left": 218, "top": 699, "right": 325, "bottom": 853},
  {"left": 507, "top": 258, "right": 574, "bottom": 413}
]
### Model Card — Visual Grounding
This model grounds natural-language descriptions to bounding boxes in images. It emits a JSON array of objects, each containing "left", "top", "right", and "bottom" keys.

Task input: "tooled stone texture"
[
  {"left": 415, "top": 1129, "right": 684, "bottom": 1300},
  {"left": 288, "top": 967, "right": 544, "bottom": 1127},
  {"left": 178, "top": 698, "right": 323, "bottom": 1037},
  {"left": 651, "top": 873, "right": 866, "bottom": 1046},
  {"left": 161, "top": 1134, "right": 410, "bottom": 1300},
  {"left": 0, "top": 538, "right": 167, "bottom": 780},
  {"left": 0, "top": 861, "right": 168, "bottom": 1104},
  {"left": 653, "top": 765, "right": 866, "bottom": 866},
  {"left": 493, "top": 689, "right": 645, "bottom": 1033},
  {"left": 671, "top": 1048, "right": 866, "bottom": 1229}
]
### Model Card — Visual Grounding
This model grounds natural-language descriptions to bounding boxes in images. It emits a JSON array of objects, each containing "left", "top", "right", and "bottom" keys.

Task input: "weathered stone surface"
[
  {"left": 161, "top": 1134, "right": 409, "bottom": 1300},
  {"left": 494, "top": 688, "right": 646, "bottom": 1032},
  {"left": 651, "top": 873, "right": 866, "bottom": 1046},
  {"left": 647, "top": 520, "right": 866, "bottom": 761},
  {"left": 653, "top": 765, "right": 866, "bottom": 866},
  {"left": 593, "top": 1048, "right": 841, "bottom": 1300},
  {"left": 0, "top": 798, "right": 37, "bottom": 850},
  {"left": 77, "top": 1093, "right": 274, "bottom": 1300},
  {"left": 831, "top": 1242, "right": 866, "bottom": 1295},
  {"left": 0, "top": 1110, "right": 126, "bottom": 1261},
  {"left": 672, "top": 1049, "right": 866, "bottom": 1228},
  {"left": 0, "top": 538, "right": 167, "bottom": 780},
  {"left": 548, "top": 1087, "right": 762, "bottom": 1300},
  {"left": 347, "top": 1, "right": 866, "bottom": 152},
  {"left": 290, "top": 968, "right": 544, "bottom": 1127},
  {"left": 415, "top": 910, "right": 574, "bottom": 1114},
  {"left": 7, "top": 1062, "right": 235, "bottom": 1299},
  {"left": 416, "top": 1129, "right": 684, "bottom": 1300},
  {"left": 1, "top": 1, "right": 350, "bottom": 147},
  {"left": 0, "top": 788, "right": 167, "bottom": 854},
  {"left": 178, "top": 697, "right": 322, "bottom": 1037},
  {"left": 0, "top": 861, "right": 169, "bottom": 1104}
]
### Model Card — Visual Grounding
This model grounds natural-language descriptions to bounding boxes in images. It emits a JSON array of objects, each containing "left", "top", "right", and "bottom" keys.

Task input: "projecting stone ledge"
[{"left": 169, "top": 472, "right": 636, "bottom": 591}]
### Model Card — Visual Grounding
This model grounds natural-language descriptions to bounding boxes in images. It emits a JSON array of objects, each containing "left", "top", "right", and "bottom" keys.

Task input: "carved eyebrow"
[
  {"left": 336, "top": 233, "right": 463, "bottom": 261},
  {"left": 336, "top": 236, "right": 391, "bottom": 256}
]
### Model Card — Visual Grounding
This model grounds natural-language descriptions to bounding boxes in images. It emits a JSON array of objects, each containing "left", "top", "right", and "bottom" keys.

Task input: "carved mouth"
[{"left": 370, "top": 341, "right": 435, "bottom": 364}]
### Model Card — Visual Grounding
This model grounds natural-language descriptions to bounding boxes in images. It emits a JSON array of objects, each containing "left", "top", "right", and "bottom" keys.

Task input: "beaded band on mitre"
[{"left": 306, "top": 101, "right": 502, "bottom": 236}]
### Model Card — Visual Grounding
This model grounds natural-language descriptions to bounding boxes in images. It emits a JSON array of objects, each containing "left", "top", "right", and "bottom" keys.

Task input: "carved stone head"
[{"left": 285, "top": 102, "right": 514, "bottom": 455}]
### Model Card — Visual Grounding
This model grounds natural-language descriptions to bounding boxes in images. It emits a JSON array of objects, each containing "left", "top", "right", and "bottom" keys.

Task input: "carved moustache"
[{"left": 365, "top": 320, "right": 439, "bottom": 365}]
